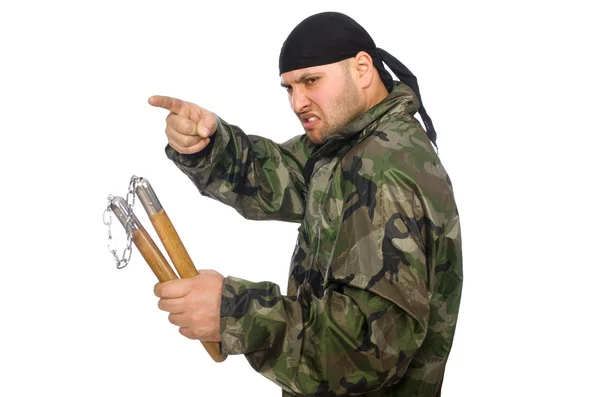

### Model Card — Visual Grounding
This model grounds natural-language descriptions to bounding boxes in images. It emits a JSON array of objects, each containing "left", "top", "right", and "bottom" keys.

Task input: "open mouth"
[{"left": 301, "top": 115, "right": 320, "bottom": 129}]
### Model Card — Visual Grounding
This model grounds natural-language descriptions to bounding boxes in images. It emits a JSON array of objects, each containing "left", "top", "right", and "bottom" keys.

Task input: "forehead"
[{"left": 280, "top": 62, "right": 342, "bottom": 84}]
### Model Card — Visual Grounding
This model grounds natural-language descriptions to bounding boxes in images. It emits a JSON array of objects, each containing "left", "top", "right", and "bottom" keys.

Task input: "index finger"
[{"left": 148, "top": 95, "right": 188, "bottom": 116}]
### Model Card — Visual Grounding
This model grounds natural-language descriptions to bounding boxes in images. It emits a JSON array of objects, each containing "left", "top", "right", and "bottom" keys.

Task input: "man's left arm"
[{"left": 218, "top": 169, "right": 450, "bottom": 396}]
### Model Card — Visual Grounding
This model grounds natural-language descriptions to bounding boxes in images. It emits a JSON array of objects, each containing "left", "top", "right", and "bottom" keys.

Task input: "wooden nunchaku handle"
[
  {"left": 135, "top": 179, "right": 226, "bottom": 363},
  {"left": 132, "top": 226, "right": 178, "bottom": 283},
  {"left": 148, "top": 209, "right": 199, "bottom": 279}
]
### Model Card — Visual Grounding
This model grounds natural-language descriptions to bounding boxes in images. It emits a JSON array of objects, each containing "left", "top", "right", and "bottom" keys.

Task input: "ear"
[{"left": 355, "top": 51, "right": 375, "bottom": 89}]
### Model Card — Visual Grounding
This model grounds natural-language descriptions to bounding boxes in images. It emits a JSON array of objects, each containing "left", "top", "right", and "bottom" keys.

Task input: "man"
[{"left": 149, "top": 12, "right": 462, "bottom": 397}]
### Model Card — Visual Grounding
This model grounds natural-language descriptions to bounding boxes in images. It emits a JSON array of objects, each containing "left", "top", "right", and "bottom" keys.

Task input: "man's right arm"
[
  {"left": 166, "top": 116, "right": 311, "bottom": 223},
  {"left": 149, "top": 94, "right": 312, "bottom": 223}
]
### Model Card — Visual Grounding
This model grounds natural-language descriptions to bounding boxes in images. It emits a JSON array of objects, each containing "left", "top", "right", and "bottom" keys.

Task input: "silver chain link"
[{"left": 103, "top": 175, "right": 142, "bottom": 269}]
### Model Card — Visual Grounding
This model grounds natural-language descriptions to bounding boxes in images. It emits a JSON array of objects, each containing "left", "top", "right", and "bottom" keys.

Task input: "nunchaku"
[{"left": 104, "top": 176, "right": 226, "bottom": 363}]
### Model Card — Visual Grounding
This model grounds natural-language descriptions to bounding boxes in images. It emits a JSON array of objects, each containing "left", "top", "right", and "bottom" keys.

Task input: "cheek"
[
  {"left": 311, "top": 82, "right": 343, "bottom": 116},
  {"left": 309, "top": 92, "right": 328, "bottom": 115}
]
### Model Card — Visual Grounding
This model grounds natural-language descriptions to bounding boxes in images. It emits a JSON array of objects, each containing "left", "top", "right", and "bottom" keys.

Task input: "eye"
[
  {"left": 284, "top": 85, "right": 292, "bottom": 93},
  {"left": 305, "top": 77, "right": 318, "bottom": 85}
]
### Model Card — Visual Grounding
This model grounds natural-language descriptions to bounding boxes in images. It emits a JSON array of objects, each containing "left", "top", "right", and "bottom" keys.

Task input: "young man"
[{"left": 149, "top": 12, "right": 462, "bottom": 397}]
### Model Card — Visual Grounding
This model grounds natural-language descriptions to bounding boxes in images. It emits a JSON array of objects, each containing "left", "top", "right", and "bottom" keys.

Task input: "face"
[{"left": 281, "top": 61, "right": 365, "bottom": 144}]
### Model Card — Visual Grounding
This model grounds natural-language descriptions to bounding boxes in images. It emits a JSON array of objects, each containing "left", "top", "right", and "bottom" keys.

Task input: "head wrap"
[{"left": 279, "top": 12, "right": 437, "bottom": 148}]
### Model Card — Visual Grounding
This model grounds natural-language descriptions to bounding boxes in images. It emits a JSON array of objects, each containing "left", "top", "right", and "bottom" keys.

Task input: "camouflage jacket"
[{"left": 165, "top": 82, "right": 462, "bottom": 397}]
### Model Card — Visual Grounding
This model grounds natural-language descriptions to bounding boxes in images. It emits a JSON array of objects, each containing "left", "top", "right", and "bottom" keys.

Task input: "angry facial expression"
[{"left": 281, "top": 61, "right": 365, "bottom": 144}]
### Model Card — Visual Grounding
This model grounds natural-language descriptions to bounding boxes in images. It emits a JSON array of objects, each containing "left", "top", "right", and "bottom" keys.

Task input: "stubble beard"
[{"left": 310, "top": 74, "right": 364, "bottom": 145}]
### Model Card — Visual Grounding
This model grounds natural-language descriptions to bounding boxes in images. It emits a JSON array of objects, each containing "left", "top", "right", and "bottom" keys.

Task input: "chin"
[
  {"left": 305, "top": 130, "right": 324, "bottom": 145},
  {"left": 308, "top": 135, "right": 327, "bottom": 145}
]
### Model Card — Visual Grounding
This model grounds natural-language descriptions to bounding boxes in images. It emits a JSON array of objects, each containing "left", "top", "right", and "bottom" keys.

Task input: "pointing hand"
[{"left": 148, "top": 95, "right": 217, "bottom": 155}]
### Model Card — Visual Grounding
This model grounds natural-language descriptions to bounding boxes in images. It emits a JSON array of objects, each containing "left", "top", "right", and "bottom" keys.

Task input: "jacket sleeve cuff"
[{"left": 218, "top": 276, "right": 278, "bottom": 357}]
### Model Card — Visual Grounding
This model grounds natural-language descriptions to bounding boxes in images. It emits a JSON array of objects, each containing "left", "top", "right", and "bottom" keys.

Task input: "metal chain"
[
  {"left": 103, "top": 195, "right": 120, "bottom": 265},
  {"left": 103, "top": 175, "right": 142, "bottom": 269}
]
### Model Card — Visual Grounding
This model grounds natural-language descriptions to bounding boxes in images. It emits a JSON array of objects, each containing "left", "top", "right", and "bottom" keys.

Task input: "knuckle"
[
  {"left": 165, "top": 125, "right": 175, "bottom": 140},
  {"left": 179, "top": 327, "right": 193, "bottom": 339},
  {"left": 167, "top": 115, "right": 180, "bottom": 131},
  {"left": 181, "top": 135, "right": 195, "bottom": 147},
  {"left": 154, "top": 283, "right": 164, "bottom": 297}
]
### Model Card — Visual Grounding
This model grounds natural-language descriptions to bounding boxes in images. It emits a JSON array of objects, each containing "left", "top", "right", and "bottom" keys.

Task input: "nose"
[{"left": 291, "top": 87, "right": 311, "bottom": 114}]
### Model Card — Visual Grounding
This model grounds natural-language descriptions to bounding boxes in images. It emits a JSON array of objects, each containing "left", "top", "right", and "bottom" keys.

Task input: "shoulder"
[{"left": 340, "top": 115, "right": 455, "bottom": 210}]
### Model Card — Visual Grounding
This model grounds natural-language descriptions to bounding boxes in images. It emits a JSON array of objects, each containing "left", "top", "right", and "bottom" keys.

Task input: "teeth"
[{"left": 308, "top": 117, "right": 317, "bottom": 122}]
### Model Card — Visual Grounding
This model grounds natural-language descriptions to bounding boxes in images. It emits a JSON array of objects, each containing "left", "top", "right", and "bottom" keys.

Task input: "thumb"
[
  {"left": 196, "top": 112, "right": 217, "bottom": 139},
  {"left": 154, "top": 278, "right": 192, "bottom": 298},
  {"left": 196, "top": 269, "right": 219, "bottom": 276}
]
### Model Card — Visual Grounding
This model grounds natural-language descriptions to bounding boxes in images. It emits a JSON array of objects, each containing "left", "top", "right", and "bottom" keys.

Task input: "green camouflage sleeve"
[
  {"left": 219, "top": 166, "right": 437, "bottom": 395},
  {"left": 165, "top": 116, "right": 313, "bottom": 222}
]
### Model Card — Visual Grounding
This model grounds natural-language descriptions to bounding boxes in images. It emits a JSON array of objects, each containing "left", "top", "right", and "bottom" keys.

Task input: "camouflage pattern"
[{"left": 166, "top": 82, "right": 462, "bottom": 397}]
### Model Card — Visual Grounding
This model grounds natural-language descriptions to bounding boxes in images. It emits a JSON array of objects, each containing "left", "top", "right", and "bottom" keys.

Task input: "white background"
[{"left": 1, "top": 1, "right": 598, "bottom": 396}]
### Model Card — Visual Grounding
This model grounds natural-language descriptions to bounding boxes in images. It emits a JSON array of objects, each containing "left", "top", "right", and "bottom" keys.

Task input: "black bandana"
[{"left": 279, "top": 12, "right": 437, "bottom": 148}]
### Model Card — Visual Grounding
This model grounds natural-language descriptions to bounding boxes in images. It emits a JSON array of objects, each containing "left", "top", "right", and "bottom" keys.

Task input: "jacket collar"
[
  {"left": 311, "top": 82, "right": 419, "bottom": 157},
  {"left": 340, "top": 81, "right": 420, "bottom": 138}
]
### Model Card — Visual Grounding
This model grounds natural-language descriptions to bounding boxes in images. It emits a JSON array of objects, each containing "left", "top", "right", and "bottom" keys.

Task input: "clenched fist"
[
  {"left": 148, "top": 95, "right": 217, "bottom": 155},
  {"left": 154, "top": 269, "right": 225, "bottom": 342}
]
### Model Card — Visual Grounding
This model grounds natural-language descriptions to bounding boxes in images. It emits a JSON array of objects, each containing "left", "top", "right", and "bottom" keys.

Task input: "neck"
[{"left": 364, "top": 80, "right": 390, "bottom": 111}]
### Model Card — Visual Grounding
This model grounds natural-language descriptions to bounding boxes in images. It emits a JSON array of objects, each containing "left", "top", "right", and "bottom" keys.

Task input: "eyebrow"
[{"left": 280, "top": 72, "right": 317, "bottom": 87}]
